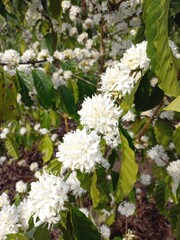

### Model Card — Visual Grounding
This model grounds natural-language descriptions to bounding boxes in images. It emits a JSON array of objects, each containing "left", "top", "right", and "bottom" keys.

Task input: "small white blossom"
[
  {"left": 19, "top": 127, "right": 27, "bottom": 136},
  {"left": 15, "top": 180, "right": 27, "bottom": 193},
  {"left": 140, "top": 174, "right": 151, "bottom": 186},
  {"left": 167, "top": 159, "right": 180, "bottom": 183},
  {"left": 147, "top": 145, "right": 169, "bottom": 167},
  {"left": 51, "top": 133, "right": 58, "bottom": 142},
  {"left": 62, "top": 1, "right": 71, "bottom": 11},
  {"left": 30, "top": 162, "right": 39, "bottom": 172},
  {"left": 122, "top": 110, "right": 135, "bottom": 122},
  {"left": 39, "top": 128, "right": 49, "bottom": 135},
  {"left": 123, "top": 229, "right": 136, "bottom": 240},
  {"left": 100, "top": 224, "right": 111, "bottom": 239},
  {"left": 160, "top": 111, "right": 174, "bottom": 120},
  {"left": 0, "top": 156, "right": 7, "bottom": 165},
  {"left": 21, "top": 49, "right": 36, "bottom": 63},
  {"left": 0, "top": 192, "right": 10, "bottom": 208},
  {"left": 0, "top": 128, "right": 10, "bottom": 139},
  {"left": 56, "top": 129, "right": 108, "bottom": 173},
  {"left": 118, "top": 201, "right": 136, "bottom": 217},
  {"left": 150, "top": 77, "right": 158, "bottom": 87},
  {"left": 66, "top": 171, "right": 86, "bottom": 197}
]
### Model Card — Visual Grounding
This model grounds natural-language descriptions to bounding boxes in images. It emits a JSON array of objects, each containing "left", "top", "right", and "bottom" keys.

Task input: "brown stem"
[
  {"left": 135, "top": 100, "right": 164, "bottom": 140},
  {"left": 99, "top": 18, "right": 106, "bottom": 75}
]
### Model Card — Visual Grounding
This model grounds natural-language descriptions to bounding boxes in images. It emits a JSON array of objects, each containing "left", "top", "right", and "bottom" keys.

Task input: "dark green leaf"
[
  {"left": 173, "top": 127, "right": 180, "bottom": 156},
  {"left": 155, "top": 179, "right": 170, "bottom": 210},
  {"left": 71, "top": 207, "right": 101, "bottom": 240},
  {"left": 32, "top": 70, "right": 55, "bottom": 109},
  {"left": 154, "top": 119, "right": 174, "bottom": 148},
  {"left": 49, "top": 0, "right": 62, "bottom": 20}
]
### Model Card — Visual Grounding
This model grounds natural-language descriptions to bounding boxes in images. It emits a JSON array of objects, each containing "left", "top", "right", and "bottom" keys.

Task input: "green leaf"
[
  {"left": 163, "top": 95, "right": 180, "bottom": 112},
  {"left": 32, "top": 70, "right": 55, "bottom": 109},
  {"left": 169, "top": 0, "right": 180, "bottom": 16},
  {"left": 173, "top": 127, "right": 180, "bottom": 156},
  {"left": 49, "top": 109, "right": 61, "bottom": 127},
  {"left": 40, "top": 110, "right": 51, "bottom": 129},
  {"left": 5, "top": 136, "right": 19, "bottom": 159},
  {"left": 39, "top": 134, "right": 53, "bottom": 163},
  {"left": 42, "top": 32, "right": 57, "bottom": 54},
  {"left": 0, "top": 77, "right": 17, "bottom": 121},
  {"left": 58, "top": 85, "right": 78, "bottom": 119},
  {"left": 6, "top": 233, "right": 28, "bottom": 240},
  {"left": 154, "top": 179, "right": 170, "bottom": 210},
  {"left": 16, "top": 71, "right": 33, "bottom": 107},
  {"left": 45, "top": 158, "right": 62, "bottom": 175},
  {"left": 143, "top": 0, "right": 180, "bottom": 97},
  {"left": 71, "top": 207, "right": 101, "bottom": 240},
  {"left": 169, "top": 203, "right": 180, "bottom": 229},
  {"left": 154, "top": 119, "right": 174, "bottom": 148},
  {"left": 68, "top": 79, "right": 79, "bottom": 104},
  {"left": 33, "top": 224, "right": 50, "bottom": 240},
  {"left": 115, "top": 132, "right": 138, "bottom": 202},
  {"left": 90, "top": 170, "right": 101, "bottom": 208},
  {"left": 49, "top": 0, "right": 62, "bottom": 20}
]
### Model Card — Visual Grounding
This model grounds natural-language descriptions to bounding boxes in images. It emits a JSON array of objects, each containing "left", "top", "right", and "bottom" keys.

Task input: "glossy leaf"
[
  {"left": 90, "top": 170, "right": 100, "bottom": 208},
  {"left": 0, "top": 77, "right": 17, "bottom": 121},
  {"left": 115, "top": 132, "right": 138, "bottom": 202},
  {"left": 49, "top": 0, "right": 62, "bottom": 20},
  {"left": 32, "top": 70, "right": 55, "bottom": 109},
  {"left": 5, "top": 137, "right": 19, "bottom": 159},
  {"left": 71, "top": 207, "right": 101, "bottom": 240},
  {"left": 143, "top": 0, "right": 180, "bottom": 97},
  {"left": 163, "top": 95, "right": 180, "bottom": 112},
  {"left": 39, "top": 134, "right": 53, "bottom": 163}
]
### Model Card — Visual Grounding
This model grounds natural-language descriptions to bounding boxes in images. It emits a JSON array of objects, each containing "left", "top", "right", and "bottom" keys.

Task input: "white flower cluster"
[
  {"left": 56, "top": 128, "right": 109, "bottom": 173},
  {"left": 26, "top": 173, "right": 69, "bottom": 227},
  {"left": 100, "top": 41, "right": 150, "bottom": 99},
  {"left": 167, "top": 159, "right": 180, "bottom": 183},
  {"left": 0, "top": 205, "right": 21, "bottom": 239},
  {"left": 0, "top": 128, "right": 9, "bottom": 139},
  {"left": 100, "top": 224, "right": 111, "bottom": 239},
  {"left": 66, "top": 171, "right": 86, "bottom": 197},
  {"left": 52, "top": 69, "right": 72, "bottom": 88},
  {"left": 78, "top": 94, "right": 122, "bottom": 147},
  {"left": 118, "top": 201, "right": 136, "bottom": 217},
  {"left": 0, "top": 192, "right": 10, "bottom": 208},
  {"left": 147, "top": 145, "right": 169, "bottom": 167},
  {"left": 140, "top": 174, "right": 152, "bottom": 186}
]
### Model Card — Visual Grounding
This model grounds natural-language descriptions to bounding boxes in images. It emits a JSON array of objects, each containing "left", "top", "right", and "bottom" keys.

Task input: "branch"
[{"left": 135, "top": 99, "right": 164, "bottom": 140}]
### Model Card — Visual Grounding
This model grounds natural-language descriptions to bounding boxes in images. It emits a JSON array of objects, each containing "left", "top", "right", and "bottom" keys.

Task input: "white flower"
[
  {"left": 0, "top": 156, "right": 7, "bottom": 165},
  {"left": 167, "top": 159, "right": 180, "bottom": 183},
  {"left": 21, "top": 49, "right": 36, "bottom": 62},
  {"left": 100, "top": 224, "right": 111, "bottom": 239},
  {"left": 51, "top": 133, "right": 58, "bottom": 142},
  {"left": 160, "top": 111, "right": 174, "bottom": 120},
  {"left": 37, "top": 49, "right": 50, "bottom": 61},
  {"left": 17, "top": 198, "right": 34, "bottom": 230},
  {"left": 56, "top": 129, "right": 108, "bottom": 173},
  {"left": 28, "top": 173, "right": 69, "bottom": 227},
  {"left": 63, "top": 70, "right": 72, "bottom": 79},
  {"left": 169, "top": 40, "right": 180, "bottom": 59},
  {"left": 62, "top": 0, "right": 71, "bottom": 11},
  {"left": 69, "top": 5, "right": 81, "bottom": 21},
  {"left": 78, "top": 94, "right": 122, "bottom": 147},
  {"left": 39, "top": 128, "right": 49, "bottom": 135},
  {"left": 150, "top": 77, "right": 158, "bottom": 87},
  {"left": 19, "top": 127, "right": 27, "bottom": 136},
  {"left": 147, "top": 145, "right": 169, "bottom": 167},
  {"left": 119, "top": 41, "right": 150, "bottom": 72},
  {"left": 0, "top": 128, "right": 9, "bottom": 138},
  {"left": 122, "top": 110, "right": 135, "bottom": 122},
  {"left": 0, "top": 205, "right": 21, "bottom": 239},
  {"left": 100, "top": 64, "right": 135, "bottom": 98},
  {"left": 15, "top": 180, "right": 27, "bottom": 193},
  {"left": 30, "top": 162, "right": 39, "bottom": 172},
  {"left": 77, "top": 32, "right": 88, "bottom": 44},
  {"left": 1, "top": 49, "right": 20, "bottom": 66},
  {"left": 123, "top": 229, "right": 136, "bottom": 240},
  {"left": 118, "top": 201, "right": 136, "bottom": 217},
  {"left": 34, "top": 123, "right": 41, "bottom": 131},
  {"left": 0, "top": 192, "right": 10, "bottom": 208},
  {"left": 66, "top": 171, "right": 86, "bottom": 197},
  {"left": 140, "top": 174, "right": 151, "bottom": 186}
]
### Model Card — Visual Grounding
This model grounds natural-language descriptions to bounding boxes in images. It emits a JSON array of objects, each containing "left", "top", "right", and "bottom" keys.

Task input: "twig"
[{"left": 135, "top": 100, "right": 164, "bottom": 140}]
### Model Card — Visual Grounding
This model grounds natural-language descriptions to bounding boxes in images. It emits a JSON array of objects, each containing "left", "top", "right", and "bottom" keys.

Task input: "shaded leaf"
[
  {"left": 49, "top": 0, "right": 62, "bottom": 20},
  {"left": 155, "top": 179, "right": 170, "bottom": 210},
  {"left": 32, "top": 70, "right": 55, "bottom": 109},
  {"left": 71, "top": 207, "right": 101, "bottom": 240},
  {"left": 154, "top": 119, "right": 174, "bottom": 148},
  {"left": 173, "top": 127, "right": 180, "bottom": 156},
  {"left": 39, "top": 134, "right": 53, "bottom": 163},
  {"left": 5, "top": 137, "right": 19, "bottom": 159},
  {"left": 90, "top": 170, "right": 100, "bottom": 208}
]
